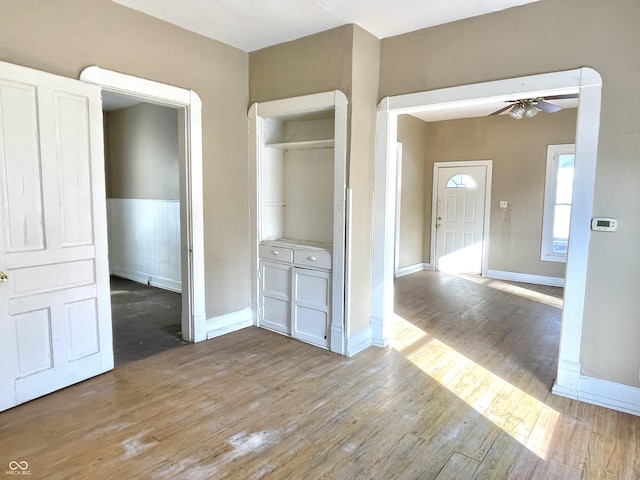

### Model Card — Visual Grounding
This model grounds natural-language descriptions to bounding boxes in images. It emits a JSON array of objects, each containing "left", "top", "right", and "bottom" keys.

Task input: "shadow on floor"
[{"left": 110, "top": 276, "right": 189, "bottom": 366}]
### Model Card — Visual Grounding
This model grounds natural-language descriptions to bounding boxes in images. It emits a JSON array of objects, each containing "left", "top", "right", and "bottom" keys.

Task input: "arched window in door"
[{"left": 446, "top": 173, "right": 477, "bottom": 188}]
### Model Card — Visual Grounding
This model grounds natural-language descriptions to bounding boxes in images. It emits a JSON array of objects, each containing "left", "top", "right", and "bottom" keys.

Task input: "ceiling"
[
  {"left": 104, "top": 0, "right": 579, "bottom": 121},
  {"left": 102, "top": 91, "right": 143, "bottom": 111},
  {"left": 110, "top": 0, "right": 541, "bottom": 52},
  {"left": 409, "top": 93, "right": 579, "bottom": 122}
]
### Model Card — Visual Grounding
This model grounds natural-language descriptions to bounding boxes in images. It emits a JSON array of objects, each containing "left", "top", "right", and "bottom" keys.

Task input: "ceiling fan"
[{"left": 489, "top": 94, "right": 579, "bottom": 119}]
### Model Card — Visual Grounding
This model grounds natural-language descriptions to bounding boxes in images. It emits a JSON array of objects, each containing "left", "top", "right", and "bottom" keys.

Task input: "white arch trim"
[
  {"left": 372, "top": 68, "right": 640, "bottom": 415},
  {"left": 80, "top": 66, "right": 207, "bottom": 343}
]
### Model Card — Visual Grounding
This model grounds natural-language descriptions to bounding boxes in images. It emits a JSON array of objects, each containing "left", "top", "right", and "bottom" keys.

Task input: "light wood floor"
[{"left": 1, "top": 271, "right": 639, "bottom": 479}]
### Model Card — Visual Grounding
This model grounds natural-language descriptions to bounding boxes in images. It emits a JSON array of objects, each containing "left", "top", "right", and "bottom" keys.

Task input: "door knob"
[{"left": 0, "top": 271, "right": 7, "bottom": 282}]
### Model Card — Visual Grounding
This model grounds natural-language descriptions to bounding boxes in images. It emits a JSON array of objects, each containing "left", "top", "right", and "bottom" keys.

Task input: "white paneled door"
[
  {"left": 0, "top": 61, "right": 113, "bottom": 411},
  {"left": 434, "top": 164, "right": 490, "bottom": 275}
]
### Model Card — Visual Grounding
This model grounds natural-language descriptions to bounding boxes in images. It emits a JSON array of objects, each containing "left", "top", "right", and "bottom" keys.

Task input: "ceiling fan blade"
[
  {"left": 543, "top": 93, "right": 579, "bottom": 100},
  {"left": 488, "top": 104, "right": 513, "bottom": 116},
  {"left": 536, "top": 100, "right": 563, "bottom": 113}
]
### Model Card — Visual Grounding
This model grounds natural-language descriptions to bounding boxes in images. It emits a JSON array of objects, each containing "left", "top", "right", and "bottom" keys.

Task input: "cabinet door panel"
[
  {"left": 294, "top": 307, "right": 328, "bottom": 347},
  {"left": 259, "top": 261, "right": 291, "bottom": 335},
  {"left": 294, "top": 272, "right": 329, "bottom": 307},
  {"left": 261, "top": 297, "right": 290, "bottom": 335},
  {"left": 292, "top": 268, "right": 330, "bottom": 348},
  {"left": 261, "top": 261, "right": 291, "bottom": 299}
]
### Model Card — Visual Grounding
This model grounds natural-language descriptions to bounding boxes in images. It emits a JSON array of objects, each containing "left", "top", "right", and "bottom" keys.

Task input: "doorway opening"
[
  {"left": 372, "top": 68, "right": 602, "bottom": 402},
  {"left": 102, "top": 93, "right": 187, "bottom": 365},
  {"left": 80, "top": 66, "right": 207, "bottom": 345}
]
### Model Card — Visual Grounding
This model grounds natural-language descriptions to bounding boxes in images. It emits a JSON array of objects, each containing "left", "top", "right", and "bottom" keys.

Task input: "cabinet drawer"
[
  {"left": 259, "top": 244, "right": 293, "bottom": 263},
  {"left": 294, "top": 248, "right": 332, "bottom": 270}
]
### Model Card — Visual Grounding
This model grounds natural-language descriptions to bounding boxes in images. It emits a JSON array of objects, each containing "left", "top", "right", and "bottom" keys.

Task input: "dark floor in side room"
[{"left": 110, "top": 275, "right": 188, "bottom": 366}]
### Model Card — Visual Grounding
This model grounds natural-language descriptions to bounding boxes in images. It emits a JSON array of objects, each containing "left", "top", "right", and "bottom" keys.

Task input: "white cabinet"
[
  {"left": 258, "top": 241, "right": 331, "bottom": 349},
  {"left": 250, "top": 91, "right": 348, "bottom": 353}
]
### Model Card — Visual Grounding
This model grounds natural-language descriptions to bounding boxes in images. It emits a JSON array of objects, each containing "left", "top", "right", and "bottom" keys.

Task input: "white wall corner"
[
  {"left": 347, "top": 326, "right": 372, "bottom": 357},
  {"left": 552, "top": 359, "right": 582, "bottom": 399},
  {"left": 377, "top": 96, "right": 391, "bottom": 112},
  {"left": 206, "top": 308, "right": 254, "bottom": 340},
  {"left": 330, "top": 324, "right": 346, "bottom": 355},
  {"left": 371, "top": 316, "right": 390, "bottom": 347}
]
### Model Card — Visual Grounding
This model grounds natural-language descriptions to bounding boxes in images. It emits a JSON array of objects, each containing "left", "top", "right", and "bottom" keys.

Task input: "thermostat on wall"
[{"left": 591, "top": 217, "right": 617, "bottom": 232}]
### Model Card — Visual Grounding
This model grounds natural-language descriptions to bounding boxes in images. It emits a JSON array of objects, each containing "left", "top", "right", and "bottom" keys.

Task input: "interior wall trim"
[
  {"left": 348, "top": 326, "right": 372, "bottom": 357},
  {"left": 553, "top": 372, "right": 640, "bottom": 417},
  {"left": 486, "top": 269, "right": 565, "bottom": 287},
  {"left": 372, "top": 67, "right": 614, "bottom": 412},
  {"left": 206, "top": 308, "right": 254, "bottom": 340}
]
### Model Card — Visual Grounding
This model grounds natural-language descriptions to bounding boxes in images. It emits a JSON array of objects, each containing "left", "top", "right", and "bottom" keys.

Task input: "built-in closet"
[{"left": 249, "top": 91, "right": 348, "bottom": 354}]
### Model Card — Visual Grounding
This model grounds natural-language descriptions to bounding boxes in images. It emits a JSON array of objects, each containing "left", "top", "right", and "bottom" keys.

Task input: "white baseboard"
[
  {"left": 330, "top": 323, "right": 346, "bottom": 355},
  {"left": 348, "top": 326, "right": 372, "bottom": 357},
  {"left": 486, "top": 269, "right": 565, "bottom": 287},
  {"left": 395, "top": 263, "right": 428, "bottom": 278},
  {"left": 110, "top": 266, "right": 182, "bottom": 293},
  {"left": 206, "top": 308, "right": 254, "bottom": 340},
  {"left": 371, "top": 316, "right": 389, "bottom": 348},
  {"left": 553, "top": 374, "right": 640, "bottom": 416}
]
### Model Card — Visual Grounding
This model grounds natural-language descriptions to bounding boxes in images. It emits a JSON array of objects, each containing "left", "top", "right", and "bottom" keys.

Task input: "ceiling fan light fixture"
[
  {"left": 508, "top": 103, "right": 525, "bottom": 119},
  {"left": 524, "top": 102, "right": 538, "bottom": 118}
]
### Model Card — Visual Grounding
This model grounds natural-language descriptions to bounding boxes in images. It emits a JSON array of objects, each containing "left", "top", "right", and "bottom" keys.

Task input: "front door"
[
  {"left": 0, "top": 61, "right": 113, "bottom": 411},
  {"left": 434, "top": 163, "right": 490, "bottom": 274}
]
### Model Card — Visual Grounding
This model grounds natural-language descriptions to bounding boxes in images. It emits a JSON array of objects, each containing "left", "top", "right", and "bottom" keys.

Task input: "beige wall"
[
  {"left": 249, "top": 25, "right": 380, "bottom": 334},
  {"left": 396, "top": 115, "right": 427, "bottom": 268},
  {"left": 249, "top": 25, "right": 353, "bottom": 103},
  {"left": 346, "top": 26, "right": 380, "bottom": 333},
  {"left": 0, "top": 0, "right": 250, "bottom": 318},
  {"left": 106, "top": 103, "right": 180, "bottom": 201},
  {"left": 424, "top": 109, "right": 576, "bottom": 278},
  {"left": 380, "top": 0, "right": 640, "bottom": 387}
]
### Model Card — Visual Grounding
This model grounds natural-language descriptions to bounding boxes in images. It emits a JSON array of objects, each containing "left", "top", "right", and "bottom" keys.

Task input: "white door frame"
[
  {"left": 393, "top": 142, "right": 403, "bottom": 275},
  {"left": 431, "top": 160, "right": 492, "bottom": 276},
  {"left": 372, "top": 68, "right": 602, "bottom": 402},
  {"left": 80, "top": 66, "right": 207, "bottom": 343}
]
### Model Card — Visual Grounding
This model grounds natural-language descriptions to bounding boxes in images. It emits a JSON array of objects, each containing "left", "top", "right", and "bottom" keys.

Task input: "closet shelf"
[{"left": 265, "top": 139, "right": 334, "bottom": 150}]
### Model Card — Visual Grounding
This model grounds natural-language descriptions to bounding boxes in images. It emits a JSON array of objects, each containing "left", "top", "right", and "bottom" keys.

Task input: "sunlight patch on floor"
[
  {"left": 457, "top": 274, "right": 564, "bottom": 309},
  {"left": 392, "top": 313, "right": 560, "bottom": 460},
  {"left": 110, "top": 289, "right": 129, "bottom": 295}
]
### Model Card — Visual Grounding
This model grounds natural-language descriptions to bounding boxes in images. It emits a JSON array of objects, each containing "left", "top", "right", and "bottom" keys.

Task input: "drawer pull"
[
  {"left": 308, "top": 256, "right": 317, "bottom": 262},
  {"left": 271, "top": 250, "right": 279, "bottom": 255}
]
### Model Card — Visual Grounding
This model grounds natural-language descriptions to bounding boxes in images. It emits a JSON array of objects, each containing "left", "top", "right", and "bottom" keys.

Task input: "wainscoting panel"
[{"left": 107, "top": 198, "right": 181, "bottom": 292}]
